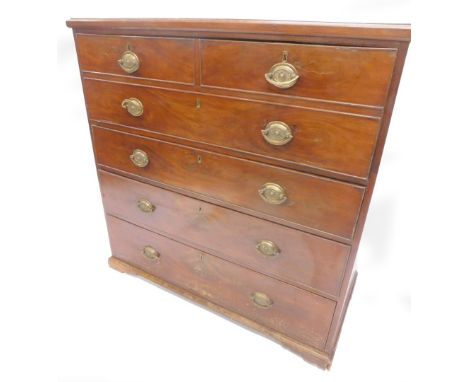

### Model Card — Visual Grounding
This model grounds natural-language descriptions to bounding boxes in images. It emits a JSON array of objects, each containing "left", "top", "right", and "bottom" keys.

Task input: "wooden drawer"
[
  {"left": 75, "top": 34, "right": 195, "bottom": 84},
  {"left": 201, "top": 39, "right": 396, "bottom": 106},
  {"left": 107, "top": 215, "right": 336, "bottom": 349},
  {"left": 99, "top": 170, "right": 350, "bottom": 297},
  {"left": 92, "top": 126, "right": 364, "bottom": 241},
  {"left": 84, "top": 79, "right": 380, "bottom": 180},
  {"left": 68, "top": 19, "right": 411, "bottom": 369}
]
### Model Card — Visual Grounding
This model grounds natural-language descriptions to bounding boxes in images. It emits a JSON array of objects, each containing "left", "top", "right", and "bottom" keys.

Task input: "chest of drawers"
[{"left": 67, "top": 19, "right": 410, "bottom": 369}]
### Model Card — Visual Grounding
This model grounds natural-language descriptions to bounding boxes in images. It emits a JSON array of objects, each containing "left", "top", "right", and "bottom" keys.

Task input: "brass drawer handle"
[
  {"left": 265, "top": 51, "right": 299, "bottom": 89},
  {"left": 142, "top": 245, "right": 160, "bottom": 261},
  {"left": 262, "top": 121, "right": 293, "bottom": 146},
  {"left": 251, "top": 292, "right": 273, "bottom": 309},
  {"left": 258, "top": 183, "right": 287, "bottom": 205},
  {"left": 130, "top": 149, "right": 149, "bottom": 168},
  {"left": 118, "top": 50, "right": 140, "bottom": 74},
  {"left": 137, "top": 199, "right": 155, "bottom": 213},
  {"left": 122, "top": 97, "right": 144, "bottom": 117},
  {"left": 256, "top": 240, "right": 280, "bottom": 258}
]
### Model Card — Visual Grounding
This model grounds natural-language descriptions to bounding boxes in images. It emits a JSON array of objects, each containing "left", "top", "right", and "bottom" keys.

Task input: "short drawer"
[
  {"left": 107, "top": 215, "right": 336, "bottom": 349},
  {"left": 99, "top": 170, "right": 350, "bottom": 297},
  {"left": 84, "top": 79, "right": 380, "bottom": 180},
  {"left": 92, "top": 126, "right": 364, "bottom": 240},
  {"left": 201, "top": 39, "right": 396, "bottom": 106},
  {"left": 75, "top": 34, "right": 195, "bottom": 84}
]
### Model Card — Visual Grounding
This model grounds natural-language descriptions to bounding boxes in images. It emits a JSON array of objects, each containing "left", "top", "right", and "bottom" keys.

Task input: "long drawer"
[
  {"left": 99, "top": 170, "right": 350, "bottom": 297},
  {"left": 200, "top": 39, "right": 397, "bottom": 106},
  {"left": 92, "top": 126, "right": 365, "bottom": 241},
  {"left": 84, "top": 79, "right": 380, "bottom": 180},
  {"left": 75, "top": 34, "right": 195, "bottom": 84},
  {"left": 107, "top": 215, "right": 336, "bottom": 349}
]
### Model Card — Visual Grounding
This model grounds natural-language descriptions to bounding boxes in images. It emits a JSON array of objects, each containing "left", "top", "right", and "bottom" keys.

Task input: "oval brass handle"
[
  {"left": 130, "top": 149, "right": 149, "bottom": 168},
  {"left": 258, "top": 183, "right": 287, "bottom": 205},
  {"left": 265, "top": 62, "right": 299, "bottom": 89},
  {"left": 256, "top": 240, "right": 281, "bottom": 258},
  {"left": 137, "top": 199, "right": 155, "bottom": 213},
  {"left": 122, "top": 98, "right": 144, "bottom": 117},
  {"left": 118, "top": 50, "right": 140, "bottom": 74},
  {"left": 251, "top": 292, "right": 273, "bottom": 309},
  {"left": 142, "top": 245, "right": 160, "bottom": 261},
  {"left": 261, "top": 121, "right": 293, "bottom": 146}
]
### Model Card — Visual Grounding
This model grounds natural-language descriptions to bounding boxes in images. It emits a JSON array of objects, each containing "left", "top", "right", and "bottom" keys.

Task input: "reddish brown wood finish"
[
  {"left": 99, "top": 170, "right": 350, "bottom": 298},
  {"left": 75, "top": 34, "right": 195, "bottom": 84},
  {"left": 68, "top": 19, "right": 411, "bottom": 370},
  {"left": 92, "top": 126, "right": 364, "bottom": 241},
  {"left": 84, "top": 79, "right": 381, "bottom": 180},
  {"left": 82, "top": 71, "right": 384, "bottom": 118},
  {"left": 66, "top": 19, "right": 411, "bottom": 42},
  {"left": 324, "top": 41, "right": 410, "bottom": 356},
  {"left": 108, "top": 255, "right": 334, "bottom": 369},
  {"left": 107, "top": 215, "right": 336, "bottom": 349},
  {"left": 201, "top": 39, "right": 397, "bottom": 106}
]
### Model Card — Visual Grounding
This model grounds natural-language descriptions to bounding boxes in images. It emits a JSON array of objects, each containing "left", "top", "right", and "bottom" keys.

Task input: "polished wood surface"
[
  {"left": 84, "top": 79, "right": 380, "bottom": 180},
  {"left": 201, "top": 39, "right": 396, "bottom": 106},
  {"left": 99, "top": 170, "right": 350, "bottom": 298},
  {"left": 107, "top": 215, "right": 336, "bottom": 349},
  {"left": 75, "top": 34, "right": 195, "bottom": 84},
  {"left": 68, "top": 18, "right": 411, "bottom": 369},
  {"left": 67, "top": 19, "right": 411, "bottom": 42},
  {"left": 82, "top": 71, "right": 384, "bottom": 118},
  {"left": 109, "top": 255, "right": 335, "bottom": 369},
  {"left": 92, "top": 126, "right": 365, "bottom": 240}
]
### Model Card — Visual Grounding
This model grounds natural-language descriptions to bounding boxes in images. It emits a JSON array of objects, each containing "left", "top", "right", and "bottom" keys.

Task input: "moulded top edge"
[{"left": 66, "top": 18, "right": 411, "bottom": 42}]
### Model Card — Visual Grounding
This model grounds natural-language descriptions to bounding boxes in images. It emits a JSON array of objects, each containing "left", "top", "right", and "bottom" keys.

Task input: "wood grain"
[
  {"left": 82, "top": 71, "right": 384, "bottom": 118},
  {"left": 107, "top": 215, "right": 336, "bottom": 349},
  {"left": 109, "top": 255, "right": 335, "bottom": 369},
  {"left": 99, "top": 170, "right": 350, "bottom": 298},
  {"left": 84, "top": 79, "right": 381, "bottom": 180},
  {"left": 325, "top": 41, "right": 410, "bottom": 353},
  {"left": 92, "top": 126, "right": 365, "bottom": 241},
  {"left": 201, "top": 39, "right": 397, "bottom": 106},
  {"left": 75, "top": 33, "right": 195, "bottom": 84},
  {"left": 67, "top": 19, "right": 411, "bottom": 370},
  {"left": 67, "top": 19, "right": 411, "bottom": 42}
]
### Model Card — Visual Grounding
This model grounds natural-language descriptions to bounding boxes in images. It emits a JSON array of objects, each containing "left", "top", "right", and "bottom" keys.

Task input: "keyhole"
[
  {"left": 197, "top": 154, "right": 202, "bottom": 164},
  {"left": 196, "top": 98, "right": 201, "bottom": 109},
  {"left": 282, "top": 50, "right": 288, "bottom": 62}
]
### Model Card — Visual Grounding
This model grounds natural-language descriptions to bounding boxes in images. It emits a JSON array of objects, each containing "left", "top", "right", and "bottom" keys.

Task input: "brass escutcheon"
[
  {"left": 251, "top": 292, "right": 273, "bottom": 309},
  {"left": 122, "top": 97, "right": 144, "bottom": 117},
  {"left": 142, "top": 245, "right": 160, "bottom": 261},
  {"left": 256, "top": 240, "right": 281, "bottom": 258},
  {"left": 265, "top": 51, "right": 299, "bottom": 89},
  {"left": 130, "top": 149, "right": 149, "bottom": 168},
  {"left": 137, "top": 199, "right": 155, "bottom": 213},
  {"left": 258, "top": 183, "right": 287, "bottom": 205},
  {"left": 118, "top": 50, "right": 140, "bottom": 73},
  {"left": 261, "top": 121, "right": 293, "bottom": 146}
]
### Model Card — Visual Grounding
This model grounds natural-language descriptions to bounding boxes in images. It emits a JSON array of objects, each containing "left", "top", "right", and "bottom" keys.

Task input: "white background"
[{"left": 1, "top": 1, "right": 467, "bottom": 381}]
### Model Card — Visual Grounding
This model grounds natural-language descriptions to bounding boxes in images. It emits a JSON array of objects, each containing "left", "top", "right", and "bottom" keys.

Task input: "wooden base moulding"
[
  {"left": 108, "top": 256, "right": 358, "bottom": 369},
  {"left": 67, "top": 18, "right": 410, "bottom": 372}
]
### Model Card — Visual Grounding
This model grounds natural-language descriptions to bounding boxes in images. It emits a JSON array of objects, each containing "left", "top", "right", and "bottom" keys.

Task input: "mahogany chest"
[{"left": 66, "top": 18, "right": 410, "bottom": 369}]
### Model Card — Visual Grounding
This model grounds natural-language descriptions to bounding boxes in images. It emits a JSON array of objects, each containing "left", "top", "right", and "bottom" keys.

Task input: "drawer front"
[
  {"left": 92, "top": 126, "right": 364, "bottom": 240},
  {"left": 99, "top": 170, "right": 350, "bottom": 297},
  {"left": 84, "top": 79, "right": 380, "bottom": 179},
  {"left": 75, "top": 34, "right": 195, "bottom": 84},
  {"left": 107, "top": 215, "right": 336, "bottom": 349},
  {"left": 201, "top": 39, "right": 396, "bottom": 106}
]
